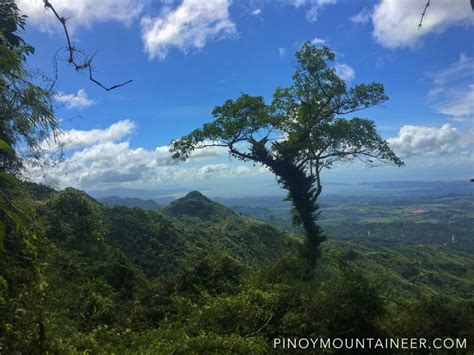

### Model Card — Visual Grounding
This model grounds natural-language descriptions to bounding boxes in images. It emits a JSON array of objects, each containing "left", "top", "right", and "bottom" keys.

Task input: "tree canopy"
[
  {"left": 0, "top": 0, "right": 59, "bottom": 175},
  {"left": 170, "top": 42, "right": 403, "bottom": 260},
  {"left": 0, "top": 0, "right": 59, "bottom": 255}
]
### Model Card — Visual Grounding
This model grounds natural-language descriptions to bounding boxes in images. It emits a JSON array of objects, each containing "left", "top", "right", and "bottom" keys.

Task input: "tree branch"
[
  {"left": 418, "top": 0, "right": 431, "bottom": 30},
  {"left": 229, "top": 144, "right": 255, "bottom": 161},
  {"left": 43, "top": 0, "right": 133, "bottom": 91}
]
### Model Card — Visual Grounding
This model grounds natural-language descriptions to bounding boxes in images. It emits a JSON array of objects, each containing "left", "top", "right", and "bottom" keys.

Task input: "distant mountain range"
[
  {"left": 89, "top": 180, "right": 472, "bottom": 203},
  {"left": 99, "top": 196, "right": 161, "bottom": 210}
]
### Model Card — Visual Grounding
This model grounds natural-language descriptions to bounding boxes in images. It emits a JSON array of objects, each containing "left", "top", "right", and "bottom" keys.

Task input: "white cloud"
[
  {"left": 141, "top": 0, "right": 236, "bottom": 60},
  {"left": 427, "top": 54, "right": 474, "bottom": 121},
  {"left": 43, "top": 119, "right": 135, "bottom": 152},
  {"left": 278, "top": 47, "right": 287, "bottom": 57},
  {"left": 287, "top": 0, "right": 337, "bottom": 22},
  {"left": 334, "top": 63, "right": 355, "bottom": 81},
  {"left": 62, "top": 119, "right": 136, "bottom": 150},
  {"left": 438, "top": 85, "right": 474, "bottom": 120},
  {"left": 350, "top": 8, "right": 370, "bottom": 25},
  {"left": 31, "top": 141, "right": 263, "bottom": 189},
  {"left": 30, "top": 120, "right": 267, "bottom": 189},
  {"left": 55, "top": 89, "right": 95, "bottom": 109},
  {"left": 195, "top": 163, "right": 256, "bottom": 180},
  {"left": 310, "top": 37, "right": 326, "bottom": 46},
  {"left": 17, "top": 0, "right": 144, "bottom": 32},
  {"left": 371, "top": 0, "right": 474, "bottom": 48},
  {"left": 387, "top": 123, "right": 464, "bottom": 158},
  {"left": 250, "top": 8, "right": 262, "bottom": 16}
]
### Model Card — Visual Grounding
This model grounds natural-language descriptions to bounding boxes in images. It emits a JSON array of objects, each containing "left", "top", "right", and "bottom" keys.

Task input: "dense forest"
[
  {"left": 1, "top": 184, "right": 473, "bottom": 353},
  {"left": 1, "top": 1, "right": 473, "bottom": 353}
]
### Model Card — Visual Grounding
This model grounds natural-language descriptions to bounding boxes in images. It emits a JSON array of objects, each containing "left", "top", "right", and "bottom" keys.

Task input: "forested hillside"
[
  {"left": 162, "top": 191, "right": 291, "bottom": 263},
  {"left": 1, "top": 184, "right": 473, "bottom": 353}
]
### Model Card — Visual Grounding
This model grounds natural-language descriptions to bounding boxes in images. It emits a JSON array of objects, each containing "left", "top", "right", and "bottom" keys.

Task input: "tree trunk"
[
  {"left": 251, "top": 141, "right": 325, "bottom": 261},
  {"left": 272, "top": 159, "right": 325, "bottom": 260}
]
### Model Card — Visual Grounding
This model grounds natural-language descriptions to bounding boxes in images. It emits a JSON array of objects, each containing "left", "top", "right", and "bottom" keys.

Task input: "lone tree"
[{"left": 170, "top": 43, "right": 403, "bottom": 260}]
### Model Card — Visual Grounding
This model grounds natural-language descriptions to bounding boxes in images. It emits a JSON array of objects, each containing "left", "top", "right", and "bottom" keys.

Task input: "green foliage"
[
  {"left": 391, "top": 296, "right": 474, "bottom": 341},
  {"left": 0, "top": 139, "right": 13, "bottom": 156},
  {"left": 165, "top": 190, "right": 236, "bottom": 222},
  {"left": 162, "top": 191, "right": 291, "bottom": 263},
  {"left": 1, "top": 186, "right": 473, "bottom": 353},
  {"left": 45, "top": 188, "right": 106, "bottom": 253},
  {"left": 0, "top": 0, "right": 59, "bottom": 174},
  {"left": 106, "top": 205, "right": 191, "bottom": 277},
  {"left": 171, "top": 250, "right": 245, "bottom": 296},
  {"left": 170, "top": 42, "right": 403, "bottom": 260},
  {"left": 297, "top": 265, "right": 386, "bottom": 339},
  {"left": 0, "top": 5, "right": 59, "bottom": 335}
]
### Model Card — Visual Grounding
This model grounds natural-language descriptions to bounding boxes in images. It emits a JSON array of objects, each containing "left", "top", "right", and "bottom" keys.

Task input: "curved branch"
[{"left": 43, "top": 0, "right": 133, "bottom": 91}]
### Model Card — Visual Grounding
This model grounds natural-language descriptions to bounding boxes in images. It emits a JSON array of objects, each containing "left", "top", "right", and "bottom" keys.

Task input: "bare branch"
[
  {"left": 43, "top": 0, "right": 133, "bottom": 91},
  {"left": 418, "top": 0, "right": 431, "bottom": 30}
]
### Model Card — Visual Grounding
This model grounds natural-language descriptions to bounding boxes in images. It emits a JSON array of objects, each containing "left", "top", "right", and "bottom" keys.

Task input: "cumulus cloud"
[
  {"left": 55, "top": 89, "right": 95, "bottom": 109},
  {"left": 17, "top": 0, "right": 144, "bottom": 32},
  {"left": 371, "top": 0, "right": 473, "bottom": 48},
  {"left": 387, "top": 123, "right": 463, "bottom": 158},
  {"left": 427, "top": 54, "right": 474, "bottom": 121},
  {"left": 62, "top": 120, "right": 136, "bottom": 150},
  {"left": 31, "top": 141, "right": 262, "bottom": 189},
  {"left": 43, "top": 119, "right": 135, "bottom": 152},
  {"left": 287, "top": 0, "right": 337, "bottom": 22},
  {"left": 141, "top": 0, "right": 236, "bottom": 60},
  {"left": 30, "top": 120, "right": 266, "bottom": 189},
  {"left": 334, "top": 63, "right": 355, "bottom": 81}
]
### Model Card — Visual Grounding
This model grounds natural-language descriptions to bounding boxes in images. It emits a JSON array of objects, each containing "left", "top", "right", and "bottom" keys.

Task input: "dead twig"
[
  {"left": 42, "top": 0, "right": 133, "bottom": 91},
  {"left": 418, "top": 0, "right": 431, "bottom": 30}
]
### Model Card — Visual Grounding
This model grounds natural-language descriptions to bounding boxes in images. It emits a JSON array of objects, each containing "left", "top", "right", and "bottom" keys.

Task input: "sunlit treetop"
[{"left": 172, "top": 43, "right": 402, "bottom": 171}]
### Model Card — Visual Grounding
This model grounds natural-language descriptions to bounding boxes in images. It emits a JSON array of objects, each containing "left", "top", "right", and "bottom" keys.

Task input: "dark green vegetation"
[
  {"left": 161, "top": 191, "right": 290, "bottom": 263},
  {"left": 170, "top": 43, "right": 402, "bottom": 260},
  {"left": 1, "top": 184, "right": 473, "bottom": 353},
  {"left": 1, "top": 0, "right": 58, "bottom": 262}
]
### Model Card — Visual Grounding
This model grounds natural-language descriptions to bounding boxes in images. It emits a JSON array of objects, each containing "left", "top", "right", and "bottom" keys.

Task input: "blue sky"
[{"left": 19, "top": 0, "right": 473, "bottom": 197}]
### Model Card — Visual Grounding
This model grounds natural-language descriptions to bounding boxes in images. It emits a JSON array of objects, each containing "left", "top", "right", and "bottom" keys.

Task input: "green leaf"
[
  {"left": 0, "top": 172, "right": 19, "bottom": 189},
  {"left": 0, "top": 139, "right": 13, "bottom": 156}
]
